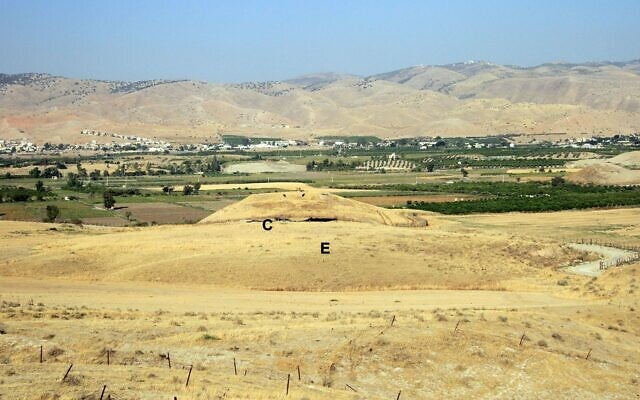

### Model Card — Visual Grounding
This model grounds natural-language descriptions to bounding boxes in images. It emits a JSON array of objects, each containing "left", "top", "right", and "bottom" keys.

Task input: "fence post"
[
  {"left": 40, "top": 345, "right": 43, "bottom": 363},
  {"left": 585, "top": 349, "right": 592, "bottom": 360},
  {"left": 61, "top": 364, "right": 73, "bottom": 382},
  {"left": 167, "top": 352, "right": 171, "bottom": 369},
  {"left": 99, "top": 385, "right": 107, "bottom": 400},
  {"left": 286, "top": 373, "right": 290, "bottom": 395},
  {"left": 185, "top": 365, "right": 193, "bottom": 387},
  {"left": 297, "top": 365, "right": 301, "bottom": 381},
  {"left": 233, "top": 358, "right": 237, "bottom": 376}
]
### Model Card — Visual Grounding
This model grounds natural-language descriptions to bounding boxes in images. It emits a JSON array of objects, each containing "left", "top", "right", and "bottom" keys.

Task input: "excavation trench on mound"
[{"left": 245, "top": 217, "right": 338, "bottom": 222}]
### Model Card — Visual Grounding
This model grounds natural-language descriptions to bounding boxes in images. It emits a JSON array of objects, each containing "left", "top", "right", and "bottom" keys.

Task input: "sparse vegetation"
[{"left": 44, "top": 204, "right": 59, "bottom": 222}]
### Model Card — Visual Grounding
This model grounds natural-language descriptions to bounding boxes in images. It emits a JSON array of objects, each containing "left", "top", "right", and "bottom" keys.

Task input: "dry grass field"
[
  {"left": 0, "top": 197, "right": 639, "bottom": 399},
  {"left": 223, "top": 161, "right": 306, "bottom": 174},
  {"left": 567, "top": 152, "right": 640, "bottom": 185}
]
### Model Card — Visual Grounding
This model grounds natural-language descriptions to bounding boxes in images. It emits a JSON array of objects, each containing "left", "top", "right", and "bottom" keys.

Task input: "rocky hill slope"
[{"left": 2, "top": 60, "right": 640, "bottom": 143}]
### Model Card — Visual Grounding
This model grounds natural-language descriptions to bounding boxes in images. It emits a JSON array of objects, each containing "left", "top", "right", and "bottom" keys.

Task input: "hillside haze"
[{"left": 2, "top": 59, "right": 640, "bottom": 143}]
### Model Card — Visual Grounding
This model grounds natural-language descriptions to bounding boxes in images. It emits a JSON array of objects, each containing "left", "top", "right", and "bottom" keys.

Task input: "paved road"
[{"left": 564, "top": 243, "right": 638, "bottom": 277}]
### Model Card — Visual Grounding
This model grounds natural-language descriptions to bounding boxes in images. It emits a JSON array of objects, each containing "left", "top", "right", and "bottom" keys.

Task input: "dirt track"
[
  {"left": 565, "top": 243, "right": 639, "bottom": 277},
  {"left": 0, "top": 277, "right": 595, "bottom": 314}
]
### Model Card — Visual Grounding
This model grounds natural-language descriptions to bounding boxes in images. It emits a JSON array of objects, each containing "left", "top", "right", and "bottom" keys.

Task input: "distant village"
[{"left": 0, "top": 129, "right": 638, "bottom": 155}]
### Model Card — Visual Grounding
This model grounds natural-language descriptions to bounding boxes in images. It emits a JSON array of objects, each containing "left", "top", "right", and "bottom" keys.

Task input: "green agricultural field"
[{"left": 0, "top": 199, "right": 115, "bottom": 222}]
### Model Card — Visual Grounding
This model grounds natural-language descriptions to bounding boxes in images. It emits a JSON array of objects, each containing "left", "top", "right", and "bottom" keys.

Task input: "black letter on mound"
[
  {"left": 262, "top": 219, "right": 273, "bottom": 231},
  {"left": 321, "top": 242, "right": 330, "bottom": 254}
]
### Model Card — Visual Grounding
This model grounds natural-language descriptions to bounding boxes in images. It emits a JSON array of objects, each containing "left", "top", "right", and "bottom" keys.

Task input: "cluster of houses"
[
  {"left": 1, "top": 138, "right": 172, "bottom": 154},
  {"left": 80, "top": 130, "right": 171, "bottom": 152},
  {"left": 0, "top": 139, "right": 37, "bottom": 154},
  {"left": 556, "top": 134, "right": 640, "bottom": 149},
  {"left": 221, "top": 139, "right": 302, "bottom": 151},
  {"left": 2, "top": 132, "right": 638, "bottom": 156}
]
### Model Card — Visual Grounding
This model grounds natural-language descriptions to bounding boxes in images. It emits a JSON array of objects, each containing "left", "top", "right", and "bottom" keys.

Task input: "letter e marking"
[{"left": 321, "top": 242, "right": 330, "bottom": 254}]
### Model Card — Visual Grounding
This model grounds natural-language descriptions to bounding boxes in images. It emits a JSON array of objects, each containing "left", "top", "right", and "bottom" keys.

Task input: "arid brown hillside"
[{"left": 2, "top": 60, "right": 640, "bottom": 143}]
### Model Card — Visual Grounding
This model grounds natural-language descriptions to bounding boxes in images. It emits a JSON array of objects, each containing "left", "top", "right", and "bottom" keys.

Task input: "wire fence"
[
  {"left": 27, "top": 311, "right": 607, "bottom": 399},
  {"left": 565, "top": 238, "right": 640, "bottom": 271}
]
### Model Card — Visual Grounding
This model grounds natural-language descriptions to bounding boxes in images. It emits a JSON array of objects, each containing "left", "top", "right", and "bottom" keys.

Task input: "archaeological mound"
[{"left": 199, "top": 190, "right": 428, "bottom": 227}]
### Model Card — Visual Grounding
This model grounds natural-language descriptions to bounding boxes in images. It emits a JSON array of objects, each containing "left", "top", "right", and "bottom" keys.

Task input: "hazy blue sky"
[{"left": 1, "top": 0, "right": 639, "bottom": 82}]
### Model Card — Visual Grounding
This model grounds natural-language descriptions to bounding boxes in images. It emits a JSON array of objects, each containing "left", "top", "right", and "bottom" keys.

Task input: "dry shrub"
[
  {"left": 47, "top": 347, "right": 64, "bottom": 357},
  {"left": 436, "top": 314, "right": 448, "bottom": 322},
  {"left": 62, "top": 374, "right": 82, "bottom": 386},
  {"left": 326, "top": 312, "right": 338, "bottom": 321}
]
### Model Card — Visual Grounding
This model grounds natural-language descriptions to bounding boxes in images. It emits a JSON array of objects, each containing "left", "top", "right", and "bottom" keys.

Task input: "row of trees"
[
  {"left": 403, "top": 180, "right": 640, "bottom": 214},
  {"left": 29, "top": 166, "right": 63, "bottom": 179},
  {"left": 306, "top": 159, "right": 361, "bottom": 171},
  {"left": 162, "top": 182, "right": 202, "bottom": 195},
  {"left": 407, "top": 190, "right": 640, "bottom": 214},
  {"left": 0, "top": 180, "right": 52, "bottom": 203}
]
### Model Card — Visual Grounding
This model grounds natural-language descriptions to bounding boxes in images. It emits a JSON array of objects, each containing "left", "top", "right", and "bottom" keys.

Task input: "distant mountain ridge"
[{"left": 1, "top": 59, "right": 640, "bottom": 143}]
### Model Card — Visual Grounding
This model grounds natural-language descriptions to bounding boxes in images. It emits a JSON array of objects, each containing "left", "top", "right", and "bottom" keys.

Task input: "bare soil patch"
[
  {"left": 80, "top": 217, "right": 129, "bottom": 227},
  {"left": 177, "top": 199, "right": 238, "bottom": 212},
  {"left": 223, "top": 160, "right": 306, "bottom": 173},
  {"left": 116, "top": 202, "right": 210, "bottom": 224}
]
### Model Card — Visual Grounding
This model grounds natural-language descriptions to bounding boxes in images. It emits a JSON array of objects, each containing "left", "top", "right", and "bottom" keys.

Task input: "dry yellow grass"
[
  {"left": 1, "top": 206, "right": 639, "bottom": 398},
  {"left": 567, "top": 163, "right": 640, "bottom": 185},
  {"left": 608, "top": 151, "right": 640, "bottom": 168},
  {"left": 0, "top": 273, "right": 637, "bottom": 399},
  {"left": 199, "top": 190, "right": 428, "bottom": 227},
  {"left": 566, "top": 151, "right": 640, "bottom": 185},
  {"left": 0, "top": 217, "right": 573, "bottom": 291},
  {"left": 440, "top": 207, "right": 640, "bottom": 243}
]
